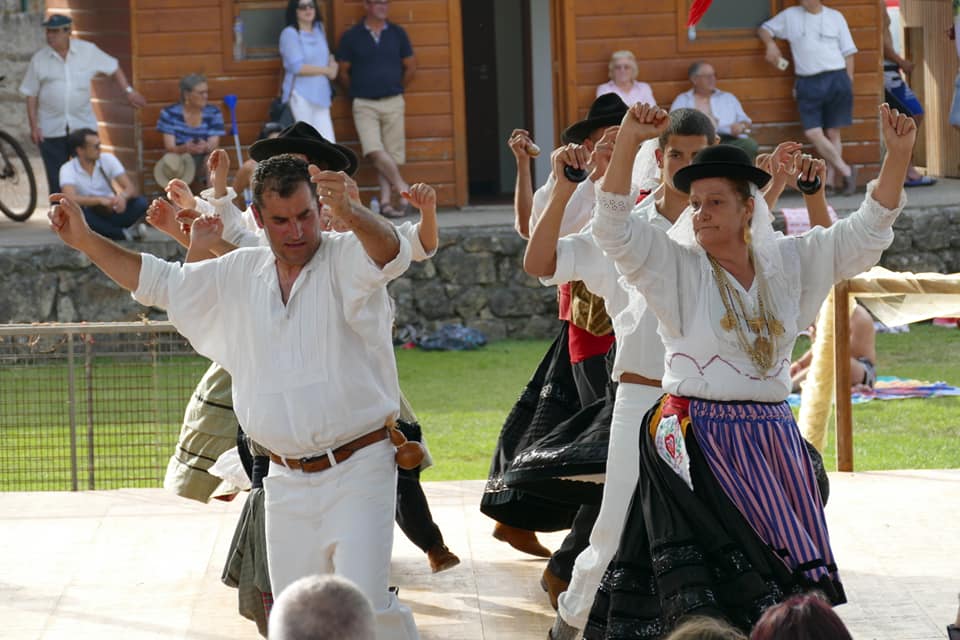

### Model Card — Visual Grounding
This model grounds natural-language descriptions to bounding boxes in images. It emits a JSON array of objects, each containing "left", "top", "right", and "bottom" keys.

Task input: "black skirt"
[
  {"left": 585, "top": 401, "right": 844, "bottom": 640},
  {"left": 480, "top": 324, "right": 582, "bottom": 531}
]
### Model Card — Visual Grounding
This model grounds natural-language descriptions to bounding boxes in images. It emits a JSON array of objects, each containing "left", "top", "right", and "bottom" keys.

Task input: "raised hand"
[
  {"left": 343, "top": 175, "right": 361, "bottom": 203},
  {"left": 401, "top": 183, "right": 436, "bottom": 211},
  {"left": 796, "top": 154, "right": 826, "bottom": 190},
  {"left": 47, "top": 194, "right": 92, "bottom": 249},
  {"left": 310, "top": 166, "right": 352, "bottom": 221},
  {"left": 165, "top": 179, "right": 197, "bottom": 210},
  {"left": 619, "top": 103, "right": 670, "bottom": 150},
  {"left": 175, "top": 208, "right": 202, "bottom": 236},
  {"left": 207, "top": 148, "right": 230, "bottom": 197},
  {"left": 188, "top": 215, "right": 224, "bottom": 253},
  {"left": 508, "top": 128, "right": 538, "bottom": 161},
  {"left": 590, "top": 125, "right": 619, "bottom": 179},
  {"left": 551, "top": 143, "right": 590, "bottom": 184},
  {"left": 879, "top": 102, "right": 917, "bottom": 157}
]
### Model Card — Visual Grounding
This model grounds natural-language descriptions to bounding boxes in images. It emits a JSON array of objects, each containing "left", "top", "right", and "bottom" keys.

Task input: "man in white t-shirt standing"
[
  {"left": 59, "top": 128, "right": 147, "bottom": 241},
  {"left": 19, "top": 14, "right": 146, "bottom": 195},
  {"left": 759, "top": 0, "right": 858, "bottom": 195}
]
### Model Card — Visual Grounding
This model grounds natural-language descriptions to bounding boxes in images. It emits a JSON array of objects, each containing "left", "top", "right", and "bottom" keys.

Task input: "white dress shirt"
[
  {"left": 58, "top": 152, "right": 124, "bottom": 198},
  {"left": 19, "top": 39, "right": 118, "bottom": 137},
  {"left": 761, "top": 6, "right": 857, "bottom": 77},
  {"left": 133, "top": 234, "right": 412, "bottom": 458},
  {"left": 669, "top": 89, "right": 752, "bottom": 137},
  {"left": 530, "top": 173, "right": 597, "bottom": 238},
  {"left": 592, "top": 181, "right": 905, "bottom": 402},
  {"left": 542, "top": 191, "right": 671, "bottom": 381}
]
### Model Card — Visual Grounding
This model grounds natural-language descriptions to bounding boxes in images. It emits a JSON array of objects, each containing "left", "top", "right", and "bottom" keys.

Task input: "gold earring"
[{"left": 743, "top": 226, "right": 752, "bottom": 245}]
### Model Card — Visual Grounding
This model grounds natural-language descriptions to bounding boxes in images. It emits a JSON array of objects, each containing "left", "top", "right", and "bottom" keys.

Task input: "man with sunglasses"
[
  {"left": 337, "top": 0, "right": 416, "bottom": 219},
  {"left": 20, "top": 14, "right": 146, "bottom": 196}
]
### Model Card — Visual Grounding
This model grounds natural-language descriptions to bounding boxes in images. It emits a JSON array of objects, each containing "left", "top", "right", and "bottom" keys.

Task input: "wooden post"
[
  {"left": 833, "top": 280, "right": 854, "bottom": 472},
  {"left": 902, "top": 0, "right": 960, "bottom": 177}
]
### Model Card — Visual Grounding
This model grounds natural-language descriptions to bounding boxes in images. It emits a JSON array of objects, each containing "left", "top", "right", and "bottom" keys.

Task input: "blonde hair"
[
  {"left": 665, "top": 617, "right": 747, "bottom": 640},
  {"left": 608, "top": 50, "right": 638, "bottom": 81}
]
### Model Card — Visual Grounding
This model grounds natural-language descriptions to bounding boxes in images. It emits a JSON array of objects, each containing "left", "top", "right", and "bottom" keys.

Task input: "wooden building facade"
[{"left": 50, "top": 0, "right": 908, "bottom": 208}]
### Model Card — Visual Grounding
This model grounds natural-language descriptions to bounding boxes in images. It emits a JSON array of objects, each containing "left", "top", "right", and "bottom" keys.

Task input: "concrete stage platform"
[{"left": 2, "top": 474, "right": 958, "bottom": 640}]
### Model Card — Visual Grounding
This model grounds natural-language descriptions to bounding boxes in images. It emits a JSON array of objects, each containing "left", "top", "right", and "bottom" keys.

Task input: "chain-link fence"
[{"left": 0, "top": 322, "right": 209, "bottom": 491}]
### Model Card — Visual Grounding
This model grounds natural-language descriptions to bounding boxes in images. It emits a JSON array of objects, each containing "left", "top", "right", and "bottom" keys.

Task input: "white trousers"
[
  {"left": 264, "top": 439, "right": 419, "bottom": 640},
  {"left": 290, "top": 90, "right": 336, "bottom": 142},
  {"left": 557, "top": 383, "right": 664, "bottom": 630}
]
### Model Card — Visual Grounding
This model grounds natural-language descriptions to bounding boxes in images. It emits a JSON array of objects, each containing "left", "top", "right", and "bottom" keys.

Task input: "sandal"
[{"left": 380, "top": 204, "right": 405, "bottom": 219}]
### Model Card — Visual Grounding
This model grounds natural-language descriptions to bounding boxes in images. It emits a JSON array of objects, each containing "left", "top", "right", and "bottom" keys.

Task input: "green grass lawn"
[{"left": 2, "top": 324, "right": 958, "bottom": 491}]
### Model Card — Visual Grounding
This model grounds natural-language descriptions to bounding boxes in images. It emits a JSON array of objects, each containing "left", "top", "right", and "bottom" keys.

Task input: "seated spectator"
[
  {"left": 665, "top": 617, "right": 747, "bottom": 640},
  {"left": 156, "top": 73, "right": 225, "bottom": 190},
  {"left": 59, "top": 127, "right": 147, "bottom": 241},
  {"left": 268, "top": 574, "right": 375, "bottom": 640},
  {"left": 670, "top": 61, "right": 758, "bottom": 161},
  {"left": 595, "top": 50, "right": 656, "bottom": 106},
  {"left": 750, "top": 592, "right": 853, "bottom": 640},
  {"left": 791, "top": 303, "right": 877, "bottom": 393}
]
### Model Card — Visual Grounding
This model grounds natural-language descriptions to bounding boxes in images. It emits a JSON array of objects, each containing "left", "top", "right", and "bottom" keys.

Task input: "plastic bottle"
[
  {"left": 233, "top": 16, "right": 246, "bottom": 61},
  {"left": 369, "top": 196, "right": 381, "bottom": 214}
]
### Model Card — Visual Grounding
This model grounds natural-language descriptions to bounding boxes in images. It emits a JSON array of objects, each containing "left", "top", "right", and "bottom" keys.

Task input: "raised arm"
[
  {"left": 402, "top": 183, "right": 438, "bottom": 256},
  {"left": 524, "top": 144, "right": 588, "bottom": 277},
  {"left": 313, "top": 168, "right": 400, "bottom": 267},
  {"left": 507, "top": 128, "right": 535, "bottom": 238},
  {"left": 48, "top": 194, "right": 142, "bottom": 292}
]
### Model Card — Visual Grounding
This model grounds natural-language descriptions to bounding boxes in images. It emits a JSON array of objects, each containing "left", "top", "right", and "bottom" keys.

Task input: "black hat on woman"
[{"left": 672, "top": 144, "right": 771, "bottom": 194}]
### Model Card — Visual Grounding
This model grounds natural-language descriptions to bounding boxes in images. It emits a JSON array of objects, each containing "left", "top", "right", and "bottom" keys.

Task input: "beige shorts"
[{"left": 352, "top": 94, "right": 406, "bottom": 165}]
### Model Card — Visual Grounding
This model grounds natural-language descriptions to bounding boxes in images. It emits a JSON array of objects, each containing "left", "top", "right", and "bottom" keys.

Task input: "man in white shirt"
[
  {"left": 47, "top": 154, "right": 420, "bottom": 640},
  {"left": 758, "top": 0, "right": 858, "bottom": 195},
  {"left": 19, "top": 14, "right": 146, "bottom": 195},
  {"left": 59, "top": 128, "right": 147, "bottom": 241},
  {"left": 670, "top": 61, "right": 758, "bottom": 161}
]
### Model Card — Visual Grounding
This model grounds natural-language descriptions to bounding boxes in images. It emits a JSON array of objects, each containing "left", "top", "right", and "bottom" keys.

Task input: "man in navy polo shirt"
[{"left": 338, "top": 0, "right": 416, "bottom": 218}]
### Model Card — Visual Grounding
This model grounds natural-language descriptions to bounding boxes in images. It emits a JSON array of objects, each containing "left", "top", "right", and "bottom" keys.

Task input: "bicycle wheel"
[{"left": 0, "top": 130, "right": 38, "bottom": 221}]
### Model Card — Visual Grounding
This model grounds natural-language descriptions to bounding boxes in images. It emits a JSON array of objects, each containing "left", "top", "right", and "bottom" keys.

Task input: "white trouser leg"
[
  {"left": 264, "top": 440, "right": 419, "bottom": 639},
  {"left": 290, "top": 91, "right": 337, "bottom": 142},
  {"left": 557, "top": 384, "right": 663, "bottom": 629}
]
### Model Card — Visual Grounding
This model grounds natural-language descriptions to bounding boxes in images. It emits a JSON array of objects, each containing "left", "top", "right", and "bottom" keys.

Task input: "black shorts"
[{"left": 795, "top": 69, "right": 853, "bottom": 131}]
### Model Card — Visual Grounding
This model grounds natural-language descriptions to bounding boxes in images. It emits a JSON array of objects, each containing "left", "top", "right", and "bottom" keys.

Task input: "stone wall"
[
  {"left": 2, "top": 209, "right": 959, "bottom": 338},
  {"left": 0, "top": 11, "right": 44, "bottom": 147}
]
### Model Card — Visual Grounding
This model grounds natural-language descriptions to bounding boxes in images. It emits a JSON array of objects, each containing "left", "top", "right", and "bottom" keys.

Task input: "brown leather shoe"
[
  {"left": 492, "top": 522, "right": 553, "bottom": 558},
  {"left": 540, "top": 566, "right": 569, "bottom": 611},
  {"left": 426, "top": 543, "right": 460, "bottom": 573}
]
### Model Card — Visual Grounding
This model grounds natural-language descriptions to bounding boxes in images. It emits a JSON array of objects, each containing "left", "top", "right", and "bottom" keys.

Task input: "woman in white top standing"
[
  {"left": 581, "top": 102, "right": 915, "bottom": 638},
  {"left": 595, "top": 50, "right": 656, "bottom": 107},
  {"left": 280, "top": 0, "right": 339, "bottom": 142}
]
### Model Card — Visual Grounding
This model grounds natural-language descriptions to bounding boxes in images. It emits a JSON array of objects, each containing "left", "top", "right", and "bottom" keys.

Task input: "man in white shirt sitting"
[
  {"left": 59, "top": 128, "right": 147, "bottom": 241},
  {"left": 670, "top": 61, "right": 758, "bottom": 161},
  {"left": 47, "top": 152, "right": 420, "bottom": 639},
  {"left": 758, "top": 0, "right": 859, "bottom": 195}
]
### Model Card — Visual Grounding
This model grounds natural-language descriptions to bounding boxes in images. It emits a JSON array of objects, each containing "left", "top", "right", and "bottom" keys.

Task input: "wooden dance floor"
[{"left": 2, "top": 474, "right": 957, "bottom": 639}]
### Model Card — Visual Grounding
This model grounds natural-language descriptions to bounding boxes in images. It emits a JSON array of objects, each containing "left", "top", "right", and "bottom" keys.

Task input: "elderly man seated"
[
  {"left": 59, "top": 127, "right": 147, "bottom": 241},
  {"left": 670, "top": 61, "right": 759, "bottom": 161}
]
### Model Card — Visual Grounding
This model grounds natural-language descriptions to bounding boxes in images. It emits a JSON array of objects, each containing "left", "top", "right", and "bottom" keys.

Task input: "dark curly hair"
[
  {"left": 252, "top": 154, "right": 312, "bottom": 210},
  {"left": 659, "top": 108, "right": 717, "bottom": 149}
]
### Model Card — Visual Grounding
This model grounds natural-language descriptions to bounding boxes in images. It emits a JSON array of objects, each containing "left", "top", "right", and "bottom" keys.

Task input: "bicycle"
[{"left": 0, "top": 76, "right": 39, "bottom": 221}]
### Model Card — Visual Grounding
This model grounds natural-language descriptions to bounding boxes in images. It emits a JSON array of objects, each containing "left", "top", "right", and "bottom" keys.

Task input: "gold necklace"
[{"left": 708, "top": 252, "right": 784, "bottom": 375}]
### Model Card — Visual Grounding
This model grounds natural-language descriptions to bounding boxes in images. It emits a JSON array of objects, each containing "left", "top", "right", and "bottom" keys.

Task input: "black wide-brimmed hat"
[
  {"left": 561, "top": 93, "right": 629, "bottom": 144},
  {"left": 249, "top": 121, "right": 359, "bottom": 176},
  {"left": 42, "top": 14, "right": 72, "bottom": 28},
  {"left": 672, "top": 144, "right": 771, "bottom": 194}
]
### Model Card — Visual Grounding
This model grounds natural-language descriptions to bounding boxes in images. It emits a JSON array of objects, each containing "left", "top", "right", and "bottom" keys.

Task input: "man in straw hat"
[{"left": 48, "top": 125, "right": 421, "bottom": 638}]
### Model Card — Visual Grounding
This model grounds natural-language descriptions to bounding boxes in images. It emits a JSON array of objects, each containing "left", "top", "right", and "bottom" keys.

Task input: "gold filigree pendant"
[{"left": 720, "top": 312, "right": 736, "bottom": 331}]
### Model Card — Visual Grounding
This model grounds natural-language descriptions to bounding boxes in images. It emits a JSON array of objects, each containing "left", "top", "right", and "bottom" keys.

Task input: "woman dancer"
[{"left": 584, "top": 102, "right": 915, "bottom": 637}]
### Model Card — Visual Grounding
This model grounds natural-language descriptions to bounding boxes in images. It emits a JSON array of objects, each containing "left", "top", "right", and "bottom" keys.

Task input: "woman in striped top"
[{"left": 156, "top": 73, "right": 225, "bottom": 188}]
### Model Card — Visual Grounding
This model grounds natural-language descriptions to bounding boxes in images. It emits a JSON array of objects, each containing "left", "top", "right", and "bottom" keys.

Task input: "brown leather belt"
[
  {"left": 619, "top": 372, "right": 662, "bottom": 388},
  {"left": 269, "top": 427, "right": 389, "bottom": 473}
]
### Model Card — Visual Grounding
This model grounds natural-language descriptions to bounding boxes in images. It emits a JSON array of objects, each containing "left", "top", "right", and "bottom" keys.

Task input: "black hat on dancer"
[
  {"left": 249, "top": 121, "right": 359, "bottom": 177},
  {"left": 561, "top": 93, "right": 629, "bottom": 144},
  {"left": 672, "top": 144, "right": 771, "bottom": 194}
]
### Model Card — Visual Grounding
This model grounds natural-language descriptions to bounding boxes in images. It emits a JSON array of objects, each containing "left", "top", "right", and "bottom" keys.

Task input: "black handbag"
[{"left": 268, "top": 96, "right": 295, "bottom": 128}]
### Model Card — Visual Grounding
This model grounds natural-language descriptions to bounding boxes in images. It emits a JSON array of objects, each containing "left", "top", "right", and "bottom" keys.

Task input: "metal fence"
[{"left": 0, "top": 322, "right": 210, "bottom": 491}]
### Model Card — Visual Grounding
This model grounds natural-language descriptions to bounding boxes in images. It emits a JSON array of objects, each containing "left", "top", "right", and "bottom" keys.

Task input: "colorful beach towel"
[{"left": 788, "top": 376, "right": 960, "bottom": 408}]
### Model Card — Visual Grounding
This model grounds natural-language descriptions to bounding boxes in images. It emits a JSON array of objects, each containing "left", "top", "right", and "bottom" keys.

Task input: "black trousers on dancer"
[{"left": 395, "top": 419, "right": 445, "bottom": 552}]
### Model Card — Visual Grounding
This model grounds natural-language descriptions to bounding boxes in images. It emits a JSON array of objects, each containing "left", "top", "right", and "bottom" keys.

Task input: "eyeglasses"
[
  {"left": 695, "top": 73, "right": 716, "bottom": 78},
  {"left": 191, "top": 89, "right": 209, "bottom": 95},
  {"left": 612, "top": 64, "right": 633, "bottom": 70},
  {"left": 367, "top": 0, "right": 389, "bottom": 4},
  {"left": 297, "top": 3, "right": 315, "bottom": 9}
]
